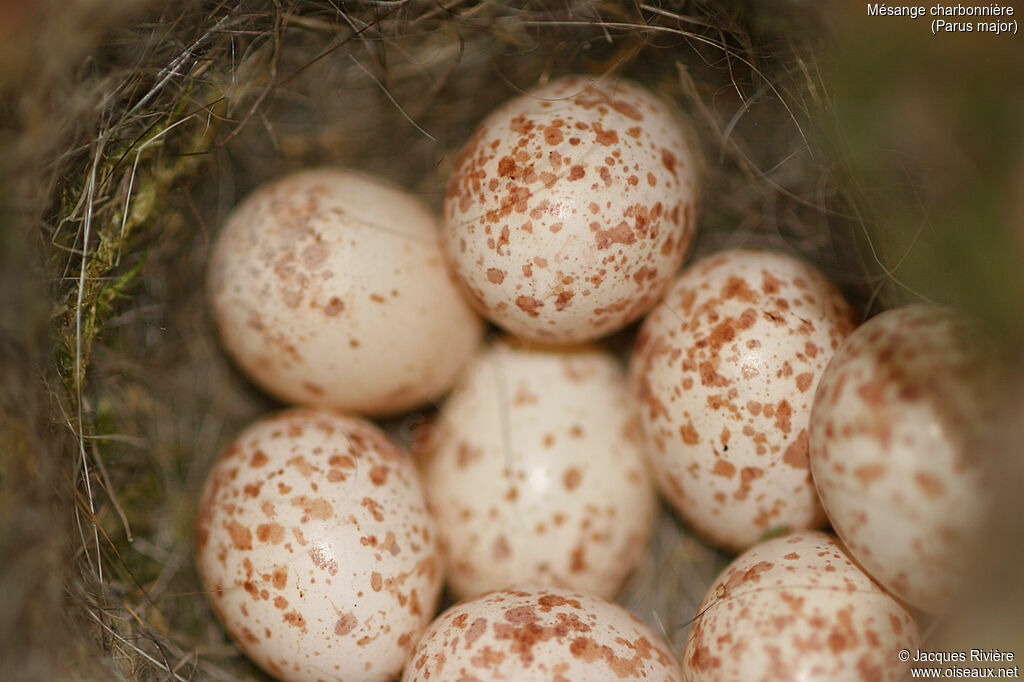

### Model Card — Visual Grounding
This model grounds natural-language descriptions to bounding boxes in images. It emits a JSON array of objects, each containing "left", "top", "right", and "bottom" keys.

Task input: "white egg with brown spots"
[
  {"left": 194, "top": 408, "right": 442, "bottom": 682},
  {"left": 809, "top": 304, "right": 996, "bottom": 613},
  {"left": 417, "top": 339, "right": 656, "bottom": 600},
  {"left": 629, "top": 248, "right": 855, "bottom": 552},
  {"left": 442, "top": 75, "right": 699, "bottom": 343},
  {"left": 207, "top": 168, "right": 483, "bottom": 416},
  {"left": 682, "top": 531, "right": 918, "bottom": 682},
  {"left": 404, "top": 585, "right": 682, "bottom": 682}
]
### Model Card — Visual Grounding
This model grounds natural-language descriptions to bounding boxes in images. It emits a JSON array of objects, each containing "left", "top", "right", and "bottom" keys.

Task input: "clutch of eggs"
[
  {"left": 206, "top": 168, "right": 483, "bottom": 416},
  {"left": 416, "top": 338, "right": 656, "bottom": 600},
  {"left": 630, "top": 248, "right": 856, "bottom": 552},
  {"left": 442, "top": 75, "right": 699, "bottom": 344},
  {"left": 194, "top": 408, "right": 442, "bottom": 682}
]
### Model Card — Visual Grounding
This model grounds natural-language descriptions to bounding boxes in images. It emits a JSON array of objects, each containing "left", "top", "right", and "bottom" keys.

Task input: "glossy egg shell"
[
  {"left": 442, "top": 75, "right": 699, "bottom": 343},
  {"left": 809, "top": 304, "right": 994, "bottom": 612},
  {"left": 404, "top": 585, "right": 682, "bottom": 682},
  {"left": 683, "top": 531, "right": 919, "bottom": 682},
  {"left": 207, "top": 168, "right": 483, "bottom": 416},
  {"left": 417, "top": 339, "right": 657, "bottom": 600},
  {"left": 630, "top": 248, "right": 856, "bottom": 552},
  {"left": 194, "top": 408, "right": 442, "bottom": 682}
]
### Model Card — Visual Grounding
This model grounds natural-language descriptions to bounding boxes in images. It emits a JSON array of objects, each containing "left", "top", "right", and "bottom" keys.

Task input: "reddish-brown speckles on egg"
[
  {"left": 402, "top": 586, "right": 681, "bottom": 682},
  {"left": 809, "top": 304, "right": 996, "bottom": 612},
  {"left": 629, "top": 249, "right": 855, "bottom": 552},
  {"left": 194, "top": 408, "right": 442, "bottom": 682},
  {"left": 441, "top": 76, "right": 699, "bottom": 343},
  {"left": 418, "top": 340, "right": 656, "bottom": 600},
  {"left": 683, "top": 532, "right": 918, "bottom": 682},
  {"left": 207, "top": 168, "right": 483, "bottom": 417}
]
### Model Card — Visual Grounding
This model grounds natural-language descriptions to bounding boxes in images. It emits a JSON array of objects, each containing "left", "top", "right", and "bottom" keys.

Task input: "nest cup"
[{"left": 1, "top": 0, "right": 1022, "bottom": 679}]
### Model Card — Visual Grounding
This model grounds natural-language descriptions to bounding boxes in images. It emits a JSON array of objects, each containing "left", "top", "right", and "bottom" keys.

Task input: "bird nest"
[{"left": 1, "top": 0, "right": 1021, "bottom": 680}]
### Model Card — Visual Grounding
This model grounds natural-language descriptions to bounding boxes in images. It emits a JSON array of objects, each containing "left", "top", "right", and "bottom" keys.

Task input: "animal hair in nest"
[{"left": 1, "top": 0, "right": 1021, "bottom": 680}]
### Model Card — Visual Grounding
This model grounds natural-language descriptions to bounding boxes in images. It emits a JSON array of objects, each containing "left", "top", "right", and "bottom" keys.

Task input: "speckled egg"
[
  {"left": 207, "top": 168, "right": 483, "bottom": 416},
  {"left": 442, "top": 75, "right": 699, "bottom": 343},
  {"left": 417, "top": 339, "right": 656, "bottom": 600},
  {"left": 809, "top": 304, "right": 995, "bottom": 613},
  {"left": 629, "top": 248, "right": 856, "bottom": 552},
  {"left": 194, "top": 408, "right": 442, "bottom": 682},
  {"left": 404, "top": 585, "right": 682, "bottom": 682},
  {"left": 683, "top": 531, "right": 919, "bottom": 682}
]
